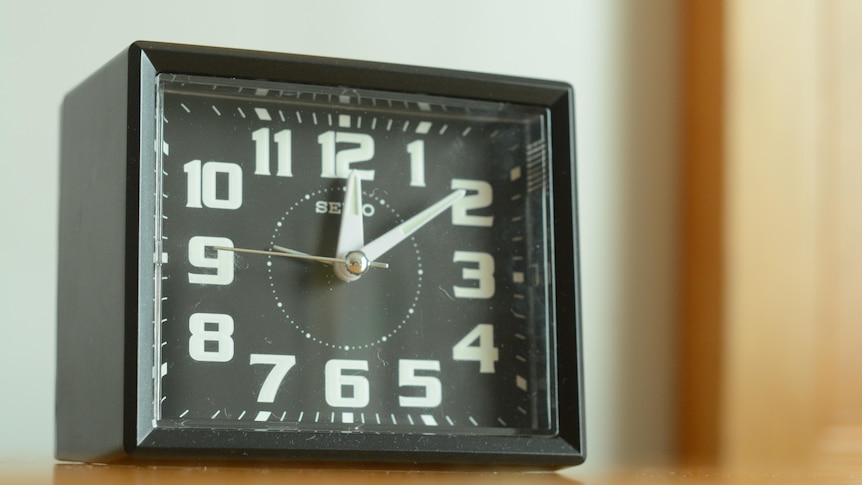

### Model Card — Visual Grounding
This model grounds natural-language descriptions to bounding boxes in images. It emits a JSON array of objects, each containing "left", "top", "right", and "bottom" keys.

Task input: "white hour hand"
[
  {"left": 335, "top": 170, "right": 364, "bottom": 256},
  {"left": 334, "top": 171, "right": 365, "bottom": 282},
  {"left": 359, "top": 190, "right": 466, "bottom": 264}
]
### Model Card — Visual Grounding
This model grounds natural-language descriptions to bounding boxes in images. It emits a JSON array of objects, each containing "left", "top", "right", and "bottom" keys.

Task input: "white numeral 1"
[{"left": 406, "top": 140, "right": 426, "bottom": 187}]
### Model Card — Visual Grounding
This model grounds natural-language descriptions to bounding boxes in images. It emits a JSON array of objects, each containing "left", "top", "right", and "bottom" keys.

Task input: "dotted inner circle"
[{"left": 266, "top": 186, "right": 422, "bottom": 350}]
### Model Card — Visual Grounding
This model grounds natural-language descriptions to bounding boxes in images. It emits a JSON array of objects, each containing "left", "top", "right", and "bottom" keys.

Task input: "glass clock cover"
[{"left": 155, "top": 75, "right": 555, "bottom": 435}]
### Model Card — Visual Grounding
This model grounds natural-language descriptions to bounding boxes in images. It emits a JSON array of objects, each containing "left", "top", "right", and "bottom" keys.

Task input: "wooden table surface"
[{"left": 2, "top": 463, "right": 862, "bottom": 485}]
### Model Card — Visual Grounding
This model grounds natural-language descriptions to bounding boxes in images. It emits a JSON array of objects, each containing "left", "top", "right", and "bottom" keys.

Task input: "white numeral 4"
[{"left": 452, "top": 324, "right": 499, "bottom": 373}]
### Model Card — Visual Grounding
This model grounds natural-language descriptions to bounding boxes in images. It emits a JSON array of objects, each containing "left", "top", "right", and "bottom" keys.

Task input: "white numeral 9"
[
  {"left": 325, "top": 359, "right": 370, "bottom": 408},
  {"left": 188, "top": 313, "right": 234, "bottom": 362},
  {"left": 188, "top": 236, "right": 234, "bottom": 285}
]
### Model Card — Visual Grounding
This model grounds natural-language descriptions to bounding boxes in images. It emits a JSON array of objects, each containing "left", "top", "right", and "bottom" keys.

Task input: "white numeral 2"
[{"left": 451, "top": 179, "right": 493, "bottom": 227}]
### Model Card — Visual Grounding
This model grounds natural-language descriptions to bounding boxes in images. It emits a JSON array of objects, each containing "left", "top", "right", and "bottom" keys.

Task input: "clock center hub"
[{"left": 344, "top": 251, "right": 370, "bottom": 277}]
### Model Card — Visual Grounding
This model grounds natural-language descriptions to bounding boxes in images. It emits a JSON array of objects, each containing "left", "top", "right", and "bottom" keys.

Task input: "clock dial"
[{"left": 154, "top": 75, "right": 557, "bottom": 435}]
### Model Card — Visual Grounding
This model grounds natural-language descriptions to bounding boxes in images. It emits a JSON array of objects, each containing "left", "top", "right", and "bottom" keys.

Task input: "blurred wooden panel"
[
  {"left": 812, "top": 0, "right": 862, "bottom": 468},
  {"left": 678, "top": 0, "right": 725, "bottom": 466},
  {"left": 723, "top": 0, "right": 822, "bottom": 467},
  {"left": 722, "top": 0, "right": 862, "bottom": 469}
]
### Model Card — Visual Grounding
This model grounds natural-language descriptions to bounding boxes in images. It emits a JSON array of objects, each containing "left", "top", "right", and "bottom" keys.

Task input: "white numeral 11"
[{"left": 252, "top": 127, "right": 293, "bottom": 177}]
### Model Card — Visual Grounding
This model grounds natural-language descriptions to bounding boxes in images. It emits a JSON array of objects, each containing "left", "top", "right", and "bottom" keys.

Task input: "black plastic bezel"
[{"left": 59, "top": 41, "right": 583, "bottom": 467}]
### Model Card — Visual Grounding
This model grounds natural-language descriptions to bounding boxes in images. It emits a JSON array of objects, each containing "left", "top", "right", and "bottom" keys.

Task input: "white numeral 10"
[{"left": 184, "top": 160, "right": 242, "bottom": 209}]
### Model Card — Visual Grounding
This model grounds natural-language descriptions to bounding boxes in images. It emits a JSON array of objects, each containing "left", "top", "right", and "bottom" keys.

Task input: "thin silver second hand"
[
  {"left": 273, "top": 245, "right": 389, "bottom": 269},
  {"left": 213, "top": 246, "right": 388, "bottom": 269}
]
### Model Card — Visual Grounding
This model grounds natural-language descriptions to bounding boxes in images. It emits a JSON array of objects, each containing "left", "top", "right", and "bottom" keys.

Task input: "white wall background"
[{"left": 0, "top": 0, "right": 679, "bottom": 474}]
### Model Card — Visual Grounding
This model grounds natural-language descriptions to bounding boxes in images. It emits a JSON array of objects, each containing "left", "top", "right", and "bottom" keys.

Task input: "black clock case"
[{"left": 57, "top": 41, "right": 585, "bottom": 467}]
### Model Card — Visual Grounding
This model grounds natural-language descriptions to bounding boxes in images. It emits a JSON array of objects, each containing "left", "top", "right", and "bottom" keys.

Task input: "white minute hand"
[{"left": 359, "top": 189, "right": 466, "bottom": 264}]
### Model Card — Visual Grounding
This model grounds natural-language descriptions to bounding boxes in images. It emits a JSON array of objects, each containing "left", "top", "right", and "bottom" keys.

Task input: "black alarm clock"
[{"left": 56, "top": 41, "right": 584, "bottom": 467}]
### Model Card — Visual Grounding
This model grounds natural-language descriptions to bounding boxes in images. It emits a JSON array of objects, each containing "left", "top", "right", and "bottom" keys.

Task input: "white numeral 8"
[{"left": 188, "top": 313, "right": 235, "bottom": 362}]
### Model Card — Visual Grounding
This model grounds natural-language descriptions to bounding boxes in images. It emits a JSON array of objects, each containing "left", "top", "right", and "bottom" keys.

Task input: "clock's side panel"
[
  {"left": 549, "top": 87, "right": 586, "bottom": 461},
  {"left": 56, "top": 48, "right": 136, "bottom": 462}
]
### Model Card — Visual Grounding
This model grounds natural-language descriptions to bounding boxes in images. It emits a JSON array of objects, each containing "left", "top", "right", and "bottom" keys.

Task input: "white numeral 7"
[{"left": 249, "top": 354, "right": 296, "bottom": 403}]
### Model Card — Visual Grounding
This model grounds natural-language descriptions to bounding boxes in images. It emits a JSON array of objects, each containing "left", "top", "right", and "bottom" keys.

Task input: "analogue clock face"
[{"left": 154, "top": 74, "right": 557, "bottom": 436}]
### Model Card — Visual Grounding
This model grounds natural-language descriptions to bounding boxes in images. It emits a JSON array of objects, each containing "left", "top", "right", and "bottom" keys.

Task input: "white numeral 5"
[{"left": 398, "top": 360, "right": 442, "bottom": 408}]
